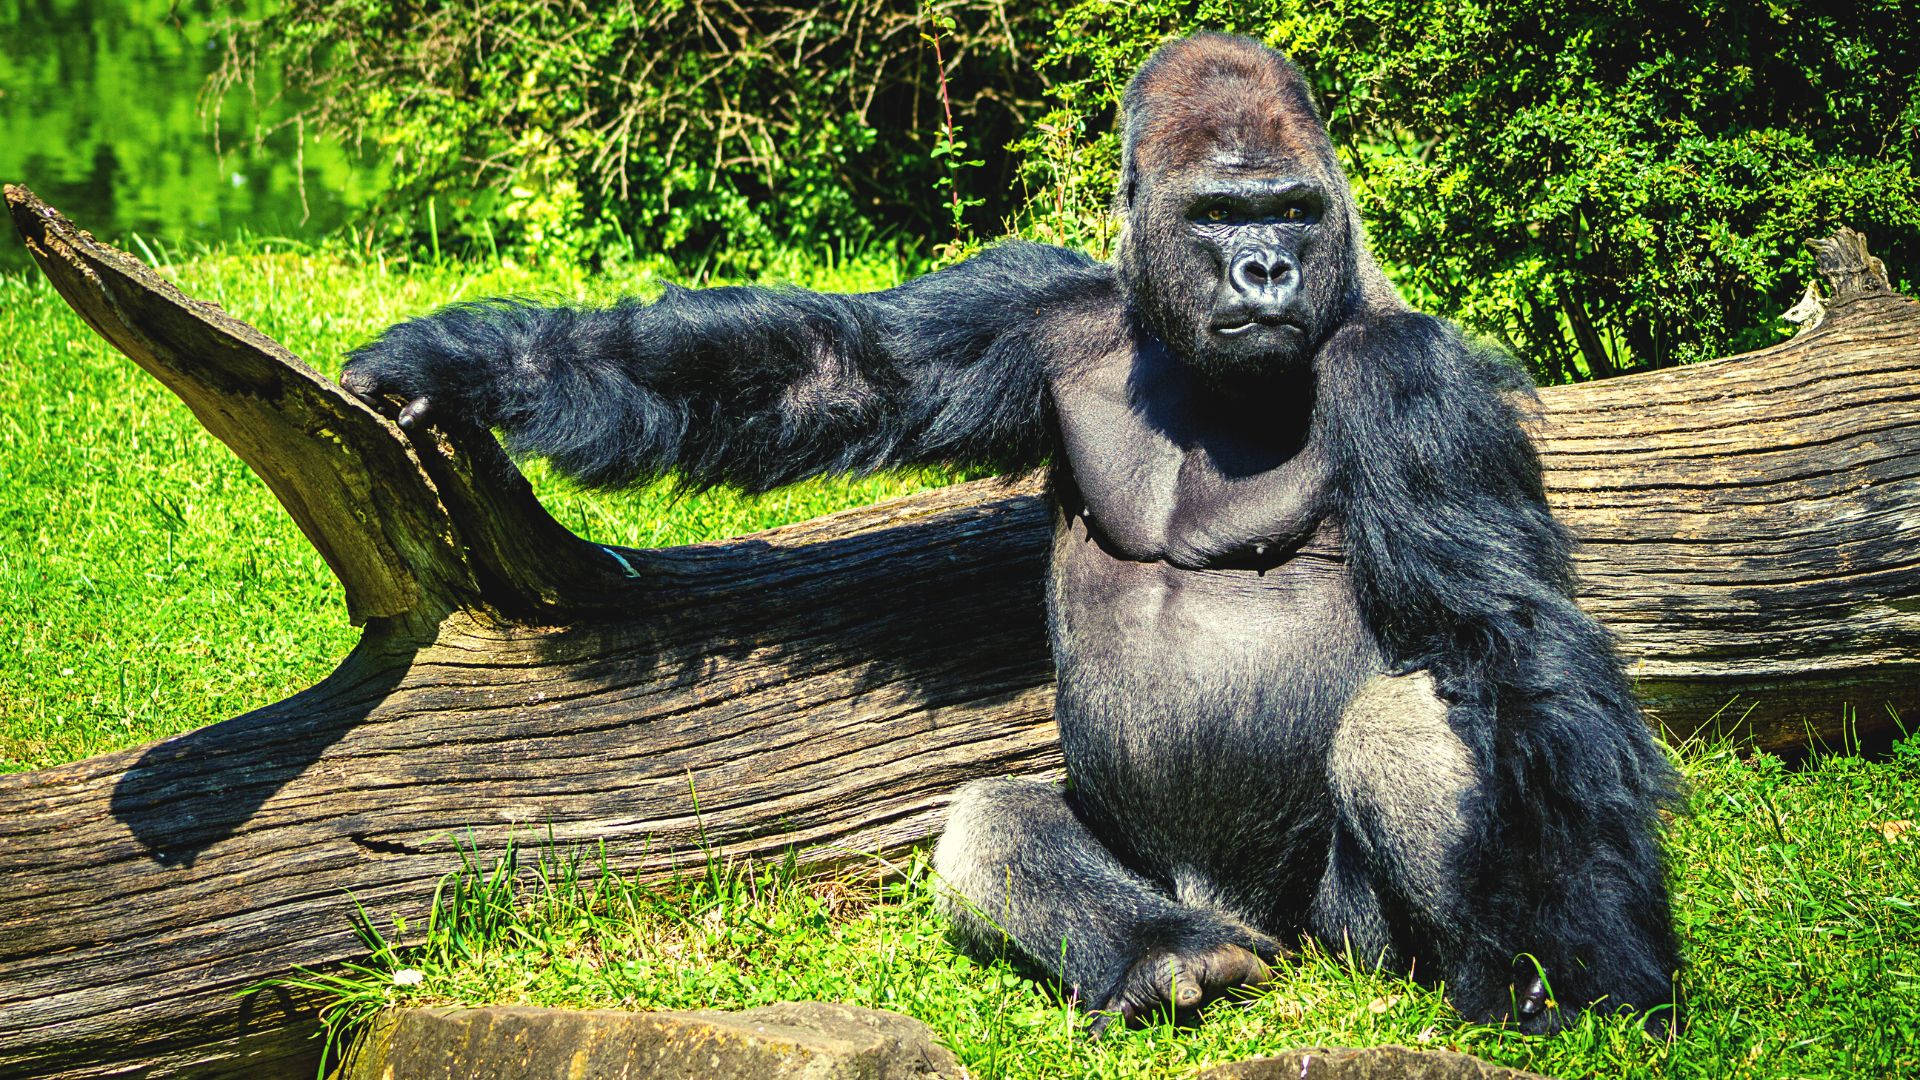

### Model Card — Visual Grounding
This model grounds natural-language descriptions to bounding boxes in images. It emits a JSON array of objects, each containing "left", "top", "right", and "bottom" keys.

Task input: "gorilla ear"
[
  {"left": 1112, "top": 84, "right": 1160, "bottom": 218},
  {"left": 1113, "top": 129, "right": 1139, "bottom": 217}
]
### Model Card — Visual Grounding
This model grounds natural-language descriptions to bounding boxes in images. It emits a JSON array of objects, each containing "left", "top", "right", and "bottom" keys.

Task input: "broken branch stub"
[
  {"left": 5, "top": 188, "right": 640, "bottom": 626},
  {"left": 1810, "top": 226, "right": 1896, "bottom": 304},
  {"left": 2, "top": 183, "right": 1918, "bottom": 1078}
]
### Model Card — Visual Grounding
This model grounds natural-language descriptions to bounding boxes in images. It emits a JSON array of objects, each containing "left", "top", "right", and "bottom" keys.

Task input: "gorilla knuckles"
[
  {"left": 1117, "top": 34, "right": 1356, "bottom": 389},
  {"left": 341, "top": 33, "right": 1680, "bottom": 1037}
]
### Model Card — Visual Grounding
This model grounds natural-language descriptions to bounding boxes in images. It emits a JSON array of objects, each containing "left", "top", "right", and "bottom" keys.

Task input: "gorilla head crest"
[{"left": 1115, "top": 34, "right": 1360, "bottom": 390}]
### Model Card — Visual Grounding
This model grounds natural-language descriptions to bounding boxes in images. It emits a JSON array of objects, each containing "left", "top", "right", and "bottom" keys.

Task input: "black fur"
[
  {"left": 1318, "top": 313, "right": 1679, "bottom": 1021},
  {"left": 344, "top": 241, "right": 1100, "bottom": 491},
  {"left": 343, "top": 32, "right": 1678, "bottom": 1034}
]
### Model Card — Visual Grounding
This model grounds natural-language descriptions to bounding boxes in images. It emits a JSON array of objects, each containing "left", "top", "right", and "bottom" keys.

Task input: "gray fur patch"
[
  {"left": 930, "top": 778, "right": 1026, "bottom": 951},
  {"left": 1328, "top": 671, "right": 1478, "bottom": 908}
]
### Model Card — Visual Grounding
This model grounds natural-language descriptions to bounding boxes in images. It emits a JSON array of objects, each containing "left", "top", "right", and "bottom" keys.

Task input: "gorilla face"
[
  {"left": 1163, "top": 171, "right": 1342, "bottom": 375},
  {"left": 1113, "top": 36, "right": 1358, "bottom": 392}
]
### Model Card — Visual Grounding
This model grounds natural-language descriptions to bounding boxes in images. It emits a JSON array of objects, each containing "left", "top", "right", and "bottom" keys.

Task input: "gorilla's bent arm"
[
  {"left": 342, "top": 242, "right": 1105, "bottom": 491},
  {"left": 1321, "top": 310, "right": 1680, "bottom": 1008}
]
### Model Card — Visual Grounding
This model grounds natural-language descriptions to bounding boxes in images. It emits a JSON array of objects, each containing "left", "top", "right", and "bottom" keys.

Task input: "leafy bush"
[
  {"left": 212, "top": 0, "right": 1062, "bottom": 268},
  {"left": 1018, "top": 0, "right": 1920, "bottom": 379}
]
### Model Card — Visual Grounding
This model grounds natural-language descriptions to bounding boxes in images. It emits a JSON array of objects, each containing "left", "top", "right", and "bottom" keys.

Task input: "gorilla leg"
[
  {"left": 1314, "top": 671, "right": 1679, "bottom": 1031},
  {"left": 1311, "top": 672, "right": 1524, "bottom": 1022},
  {"left": 933, "top": 777, "right": 1275, "bottom": 1024}
]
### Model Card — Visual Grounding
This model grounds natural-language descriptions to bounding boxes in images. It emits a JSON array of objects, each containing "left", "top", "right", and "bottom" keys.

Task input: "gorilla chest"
[
  {"left": 1045, "top": 511, "right": 1380, "bottom": 881},
  {"left": 1044, "top": 359, "right": 1382, "bottom": 868},
  {"left": 1046, "top": 510, "right": 1375, "bottom": 745},
  {"left": 1049, "top": 353, "right": 1329, "bottom": 570}
]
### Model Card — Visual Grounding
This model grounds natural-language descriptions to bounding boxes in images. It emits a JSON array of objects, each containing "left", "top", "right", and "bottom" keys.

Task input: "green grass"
[
  {"left": 0, "top": 243, "right": 962, "bottom": 772},
  {"left": 276, "top": 741, "right": 1920, "bottom": 1079}
]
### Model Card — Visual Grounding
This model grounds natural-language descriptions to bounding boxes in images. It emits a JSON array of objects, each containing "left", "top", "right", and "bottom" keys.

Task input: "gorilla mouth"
[{"left": 1211, "top": 315, "right": 1299, "bottom": 338}]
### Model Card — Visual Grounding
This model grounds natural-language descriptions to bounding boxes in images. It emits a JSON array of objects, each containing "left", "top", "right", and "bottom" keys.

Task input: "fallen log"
[{"left": 0, "top": 184, "right": 1914, "bottom": 1079}]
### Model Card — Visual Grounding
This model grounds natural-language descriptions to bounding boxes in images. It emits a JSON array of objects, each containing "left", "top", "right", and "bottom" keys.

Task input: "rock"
[
  {"left": 339, "top": 1001, "right": 966, "bottom": 1079},
  {"left": 1197, "top": 1045, "right": 1554, "bottom": 1080}
]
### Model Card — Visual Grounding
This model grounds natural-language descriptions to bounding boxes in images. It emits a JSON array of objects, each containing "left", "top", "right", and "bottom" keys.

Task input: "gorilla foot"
[
  {"left": 1455, "top": 970, "right": 1564, "bottom": 1035},
  {"left": 1088, "top": 941, "right": 1272, "bottom": 1035},
  {"left": 1516, "top": 975, "right": 1549, "bottom": 1020},
  {"left": 1501, "top": 974, "right": 1567, "bottom": 1034}
]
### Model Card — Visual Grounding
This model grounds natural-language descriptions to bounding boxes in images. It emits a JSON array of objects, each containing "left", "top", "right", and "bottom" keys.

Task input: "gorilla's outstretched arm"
[{"left": 342, "top": 242, "right": 1103, "bottom": 491}]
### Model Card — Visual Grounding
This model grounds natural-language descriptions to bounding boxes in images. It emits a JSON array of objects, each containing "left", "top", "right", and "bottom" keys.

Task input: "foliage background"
[
  {"left": 0, "top": 0, "right": 376, "bottom": 275},
  {"left": 210, "top": 0, "right": 1920, "bottom": 380},
  {"left": 212, "top": 0, "right": 1067, "bottom": 269}
]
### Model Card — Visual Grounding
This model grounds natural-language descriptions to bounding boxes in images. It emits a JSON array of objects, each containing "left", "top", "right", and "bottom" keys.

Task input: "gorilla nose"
[{"left": 1229, "top": 250, "right": 1296, "bottom": 297}]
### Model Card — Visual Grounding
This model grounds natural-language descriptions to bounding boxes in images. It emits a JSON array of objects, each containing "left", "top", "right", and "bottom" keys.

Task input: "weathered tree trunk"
[
  {"left": 1, "top": 185, "right": 1915, "bottom": 1079},
  {"left": 1537, "top": 234, "right": 1920, "bottom": 750}
]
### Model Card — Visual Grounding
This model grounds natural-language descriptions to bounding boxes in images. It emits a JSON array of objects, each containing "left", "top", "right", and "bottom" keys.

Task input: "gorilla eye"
[
  {"left": 1284, "top": 205, "right": 1305, "bottom": 222},
  {"left": 1205, "top": 207, "right": 1228, "bottom": 222}
]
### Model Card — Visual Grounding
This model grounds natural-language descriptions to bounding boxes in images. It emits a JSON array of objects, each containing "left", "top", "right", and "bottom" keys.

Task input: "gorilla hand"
[
  {"left": 341, "top": 330, "right": 462, "bottom": 430},
  {"left": 340, "top": 299, "right": 556, "bottom": 431},
  {"left": 342, "top": 359, "right": 438, "bottom": 429}
]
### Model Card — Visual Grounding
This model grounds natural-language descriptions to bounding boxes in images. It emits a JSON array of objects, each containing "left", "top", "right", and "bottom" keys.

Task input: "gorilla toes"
[
  {"left": 1503, "top": 974, "right": 1567, "bottom": 1034},
  {"left": 1090, "top": 941, "right": 1272, "bottom": 1035},
  {"left": 1516, "top": 975, "right": 1549, "bottom": 1019}
]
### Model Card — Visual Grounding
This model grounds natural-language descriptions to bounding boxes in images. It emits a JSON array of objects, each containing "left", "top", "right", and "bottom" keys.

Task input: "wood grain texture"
[
  {"left": 1536, "top": 284, "right": 1920, "bottom": 747},
  {"left": 0, "top": 483, "right": 1060, "bottom": 1079},
  {"left": 1, "top": 189, "right": 1915, "bottom": 1078}
]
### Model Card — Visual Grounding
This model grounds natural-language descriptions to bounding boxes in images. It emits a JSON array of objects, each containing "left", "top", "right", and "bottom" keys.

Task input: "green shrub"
[
  {"left": 1018, "top": 0, "right": 1920, "bottom": 380},
  {"left": 212, "top": 0, "right": 1063, "bottom": 268}
]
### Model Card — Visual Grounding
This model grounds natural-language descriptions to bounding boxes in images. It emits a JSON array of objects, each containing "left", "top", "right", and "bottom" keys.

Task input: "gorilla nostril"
[{"left": 1231, "top": 252, "right": 1294, "bottom": 292}]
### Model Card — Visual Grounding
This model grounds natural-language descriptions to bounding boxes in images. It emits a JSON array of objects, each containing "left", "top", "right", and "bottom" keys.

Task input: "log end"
[
  {"left": 7, "top": 184, "right": 649, "bottom": 625},
  {"left": 1808, "top": 226, "right": 1897, "bottom": 301}
]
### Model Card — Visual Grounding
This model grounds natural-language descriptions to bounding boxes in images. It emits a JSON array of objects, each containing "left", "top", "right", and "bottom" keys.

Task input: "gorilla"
[{"left": 342, "top": 34, "right": 1678, "bottom": 1034}]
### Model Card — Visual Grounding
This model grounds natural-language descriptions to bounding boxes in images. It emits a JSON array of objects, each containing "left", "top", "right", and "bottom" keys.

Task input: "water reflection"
[{"left": 0, "top": 0, "right": 374, "bottom": 272}]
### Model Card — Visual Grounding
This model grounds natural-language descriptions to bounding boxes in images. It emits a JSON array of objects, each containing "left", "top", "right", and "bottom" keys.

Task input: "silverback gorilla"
[{"left": 343, "top": 34, "right": 1678, "bottom": 1034}]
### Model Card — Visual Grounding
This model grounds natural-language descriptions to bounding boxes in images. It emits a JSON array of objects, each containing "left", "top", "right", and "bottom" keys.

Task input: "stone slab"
[
  {"left": 340, "top": 1001, "right": 965, "bottom": 1079},
  {"left": 1197, "top": 1045, "right": 1553, "bottom": 1080}
]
